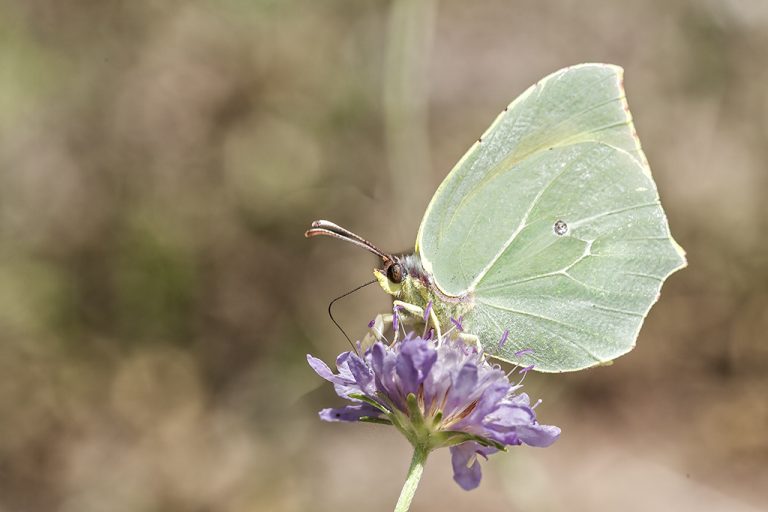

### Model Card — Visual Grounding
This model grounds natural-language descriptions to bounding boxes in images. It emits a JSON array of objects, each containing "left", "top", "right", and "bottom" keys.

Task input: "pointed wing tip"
[
  {"left": 564, "top": 64, "right": 627, "bottom": 103},
  {"left": 545, "top": 64, "right": 625, "bottom": 88}
]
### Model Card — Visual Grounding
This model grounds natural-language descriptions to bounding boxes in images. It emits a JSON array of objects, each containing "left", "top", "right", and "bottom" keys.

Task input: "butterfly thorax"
[{"left": 374, "top": 253, "right": 474, "bottom": 330}]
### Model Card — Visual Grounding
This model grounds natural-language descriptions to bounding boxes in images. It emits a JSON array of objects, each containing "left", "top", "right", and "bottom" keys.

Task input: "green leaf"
[
  {"left": 406, "top": 393, "right": 426, "bottom": 429},
  {"left": 430, "top": 431, "right": 507, "bottom": 451},
  {"left": 359, "top": 417, "right": 392, "bottom": 425}
]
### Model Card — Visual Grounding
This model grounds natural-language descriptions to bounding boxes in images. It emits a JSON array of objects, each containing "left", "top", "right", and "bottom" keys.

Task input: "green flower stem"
[{"left": 394, "top": 444, "right": 429, "bottom": 512}]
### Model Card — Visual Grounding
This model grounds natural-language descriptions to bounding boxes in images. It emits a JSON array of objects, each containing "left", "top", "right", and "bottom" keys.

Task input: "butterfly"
[{"left": 306, "top": 63, "right": 686, "bottom": 372}]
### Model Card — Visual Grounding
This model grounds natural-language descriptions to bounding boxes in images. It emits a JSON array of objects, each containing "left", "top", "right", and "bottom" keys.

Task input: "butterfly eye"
[{"left": 387, "top": 263, "right": 404, "bottom": 283}]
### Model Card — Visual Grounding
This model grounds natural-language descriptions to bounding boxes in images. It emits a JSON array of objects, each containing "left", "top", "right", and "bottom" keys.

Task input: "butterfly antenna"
[
  {"left": 328, "top": 278, "right": 378, "bottom": 351},
  {"left": 305, "top": 220, "right": 394, "bottom": 263}
]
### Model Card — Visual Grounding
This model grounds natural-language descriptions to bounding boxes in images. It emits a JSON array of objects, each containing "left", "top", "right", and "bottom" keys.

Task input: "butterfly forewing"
[{"left": 415, "top": 64, "right": 685, "bottom": 372}]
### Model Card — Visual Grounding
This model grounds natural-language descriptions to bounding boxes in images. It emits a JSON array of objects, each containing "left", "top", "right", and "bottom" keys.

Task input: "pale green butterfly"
[{"left": 307, "top": 63, "right": 686, "bottom": 372}]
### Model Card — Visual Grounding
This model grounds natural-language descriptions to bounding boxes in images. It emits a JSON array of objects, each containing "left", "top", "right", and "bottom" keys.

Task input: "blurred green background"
[{"left": 1, "top": 0, "right": 766, "bottom": 511}]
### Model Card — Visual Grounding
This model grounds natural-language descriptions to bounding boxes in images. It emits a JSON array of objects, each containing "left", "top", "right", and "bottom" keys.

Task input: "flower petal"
[
  {"left": 510, "top": 392, "right": 531, "bottom": 407},
  {"left": 423, "top": 345, "right": 459, "bottom": 411},
  {"left": 307, "top": 353, "right": 357, "bottom": 385},
  {"left": 335, "top": 352, "right": 356, "bottom": 380},
  {"left": 454, "top": 381, "right": 510, "bottom": 430},
  {"left": 516, "top": 423, "right": 561, "bottom": 447},
  {"left": 333, "top": 382, "right": 361, "bottom": 400},
  {"left": 307, "top": 354, "right": 338, "bottom": 382},
  {"left": 319, "top": 404, "right": 382, "bottom": 422},
  {"left": 487, "top": 403, "right": 535, "bottom": 428},
  {"left": 444, "top": 362, "right": 478, "bottom": 413},
  {"left": 347, "top": 353, "right": 376, "bottom": 395},
  {"left": 334, "top": 353, "right": 365, "bottom": 398},
  {"left": 308, "top": 353, "right": 370, "bottom": 399},
  {"left": 396, "top": 337, "right": 437, "bottom": 395},
  {"left": 370, "top": 342, "right": 402, "bottom": 407},
  {"left": 450, "top": 442, "right": 483, "bottom": 490}
]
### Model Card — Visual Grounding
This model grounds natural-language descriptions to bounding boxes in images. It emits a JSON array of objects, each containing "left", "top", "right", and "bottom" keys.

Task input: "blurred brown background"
[{"left": 1, "top": 0, "right": 766, "bottom": 511}]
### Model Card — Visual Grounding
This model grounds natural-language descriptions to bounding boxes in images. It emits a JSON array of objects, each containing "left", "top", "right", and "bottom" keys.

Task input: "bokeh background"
[{"left": 1, "top": 0, "right": 767, "bottom": 510}]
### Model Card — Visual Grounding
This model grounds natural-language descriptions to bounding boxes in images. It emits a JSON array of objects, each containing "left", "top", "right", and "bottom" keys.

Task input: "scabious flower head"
[{"left": 308, "top": 328, "right": 560, "bottom": 490}]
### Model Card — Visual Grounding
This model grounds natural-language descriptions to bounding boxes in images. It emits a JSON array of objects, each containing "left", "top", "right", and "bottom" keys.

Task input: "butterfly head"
[
  {"left": 383, "top": 258, "right": 405, "bottom": 284},
  {"left": 304, "top": 220, "right": 428, "bottom": 293}
]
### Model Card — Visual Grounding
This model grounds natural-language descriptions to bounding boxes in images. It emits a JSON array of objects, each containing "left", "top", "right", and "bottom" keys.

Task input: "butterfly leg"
[
  {"left": 363, "top": 302, "right": 443, "bottom": 345},
  {"left": 391, "top": 300, "right": 422, "bottom": 342},
  {"left": 392, "top": 300, "right": 442, "bottom": 341},
  {"left": 362, "top": 312, "right": 393, "bottom": 347},
  {"left": 364, "top": 308, "right": 424, "bottom": 345},
  {"left": 426, "top": 306, "right": 442, "bottom": 340},
  {"left": 456, "top": 332, "right": 481, "bottom": 349}
]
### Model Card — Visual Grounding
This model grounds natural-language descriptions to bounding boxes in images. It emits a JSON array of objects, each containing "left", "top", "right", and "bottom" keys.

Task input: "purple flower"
[{"left": 308, "top": 331, "right": 560, "bottom": 491}]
